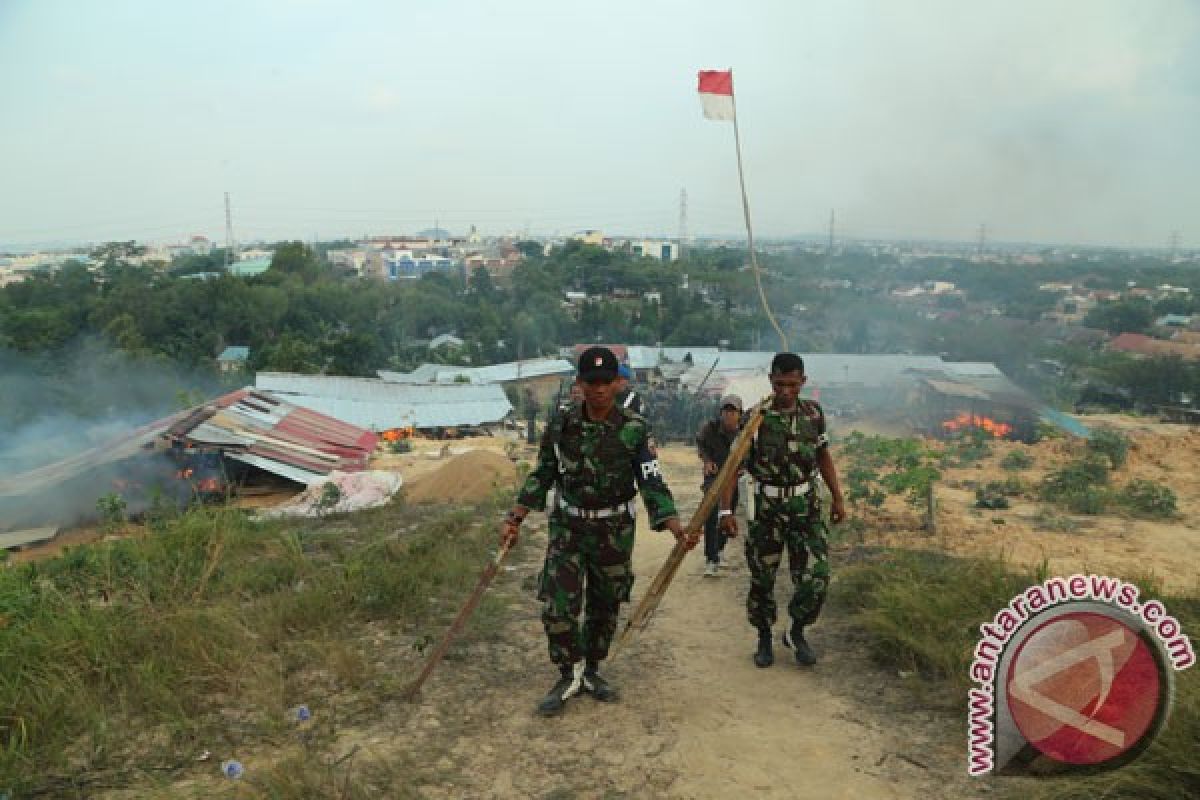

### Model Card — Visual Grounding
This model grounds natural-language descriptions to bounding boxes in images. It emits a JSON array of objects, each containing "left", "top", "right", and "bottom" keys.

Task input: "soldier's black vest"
[
  {"left": 747, "top": 400, "right": 824, "bottom": 485},
  {"left": 548, "top": 406, "right": 640, "bottom": 508}
]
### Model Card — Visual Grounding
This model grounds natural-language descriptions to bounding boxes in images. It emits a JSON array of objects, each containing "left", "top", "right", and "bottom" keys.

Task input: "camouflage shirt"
[
  {"left": 745, "top": 399, "right": 829, "bottom": 485},
  {"left": 518, "top": 403, "right": 678, "bottom": 529}
]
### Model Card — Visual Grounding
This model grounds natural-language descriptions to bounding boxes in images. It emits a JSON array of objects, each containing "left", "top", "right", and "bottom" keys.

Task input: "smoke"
[{"left": 0, "top": 339, "right": 224, "bottom": 530}]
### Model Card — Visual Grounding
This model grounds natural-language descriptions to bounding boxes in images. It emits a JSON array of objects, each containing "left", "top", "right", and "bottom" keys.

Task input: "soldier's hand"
[
  {"left": 665, "top": 517, "right": 697, "bottom": 551},
  {"left": 829, "top": 497, "right": 847, "bottom": 525},
  {"left": 719, "top": 513, "right": 739, "bottom": 538},
  {"left": 500, "top": 510, "right": 524, "bottom": 548},
  {"left": 702, "top": 460, "right": 718, "bottom": 476}
]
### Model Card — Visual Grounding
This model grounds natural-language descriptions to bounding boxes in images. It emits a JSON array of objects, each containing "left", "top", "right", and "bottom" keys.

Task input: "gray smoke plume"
[{"left": 0, "top": 339, "right": 225, "bottom": 530}]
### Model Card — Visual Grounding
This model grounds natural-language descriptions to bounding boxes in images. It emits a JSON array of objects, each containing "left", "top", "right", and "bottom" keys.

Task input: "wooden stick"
[
  {"left": 612, "top": 396, "right": 771, "bottom": 655},
  {"left": 402, "top": 540, "right": 513, "bottom": 701}
]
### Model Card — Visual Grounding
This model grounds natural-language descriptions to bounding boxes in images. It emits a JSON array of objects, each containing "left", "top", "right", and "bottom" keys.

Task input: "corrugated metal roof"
[
  {"left": 430, "top": 358, "right": 573, "bottom": 384},
  {"left": 258, "top": 372, "right": 509, "bottom": 405},
  {"left": 273, "top": 392, "right": 512, "bottom": 430},
  {"left": 679, "top": 353, "right": 953, "bottom": 390},
  {"left": 377, "top": 359, "right": 573, "bottom": 385},
  {"left": 376, "top": 364, "right": 444, "bottom": 383},
  {"left": 254, "top": 373, "right": 513, "bottom": 428},
  {"left": 625, "top": 346, "right": 722, "bottom": 370}
]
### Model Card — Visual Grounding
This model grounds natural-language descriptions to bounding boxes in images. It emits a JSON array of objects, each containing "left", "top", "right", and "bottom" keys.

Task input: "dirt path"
[{"left": 351, "top": 448, "right": 990, "bottom": 800}]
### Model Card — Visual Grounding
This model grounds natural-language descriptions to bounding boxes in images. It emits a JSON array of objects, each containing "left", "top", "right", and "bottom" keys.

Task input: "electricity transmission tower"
[
  {"left": 678, "top": 188, "right": 688, "bottom": 260},
  {"left": 224, "top": 192, "right": 236, "bottom": 270}
]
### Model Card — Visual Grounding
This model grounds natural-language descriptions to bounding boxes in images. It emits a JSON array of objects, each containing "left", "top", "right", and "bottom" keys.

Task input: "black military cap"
[{"left": 577, "top": 346, "right": 619, "bottom": 381}]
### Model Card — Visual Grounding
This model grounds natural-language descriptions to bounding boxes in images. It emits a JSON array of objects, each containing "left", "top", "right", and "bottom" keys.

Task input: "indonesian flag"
[{"left": 698, "top": 69, "right": 734, "bottom": 121}]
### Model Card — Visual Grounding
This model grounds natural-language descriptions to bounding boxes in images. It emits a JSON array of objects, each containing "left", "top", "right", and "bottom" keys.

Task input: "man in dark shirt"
[{"left": 695, "top": 394, "right": 744, "bottom": 576}]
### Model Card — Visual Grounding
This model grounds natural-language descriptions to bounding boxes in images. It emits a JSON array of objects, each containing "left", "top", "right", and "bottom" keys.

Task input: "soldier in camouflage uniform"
[
  {"left": 719, "top": 353, "right": 846, "bottom": 668},
  {"left": 502, "top": 346, "right": 690, "bottom": 716}
]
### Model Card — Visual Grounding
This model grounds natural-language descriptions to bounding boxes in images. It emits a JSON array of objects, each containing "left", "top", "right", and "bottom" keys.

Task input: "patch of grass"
[
  {"left": 234, "top": 750, "right": 423, "bottom": 800},
  {"left": 834, "top": 550, "right": 1043, "bottom": 705},
  {"left": 0, "top": 493, "right": 514, "bottom": 796},
  {"left": 1030, "top": 508, "right": 1081, "bottom": 533}
]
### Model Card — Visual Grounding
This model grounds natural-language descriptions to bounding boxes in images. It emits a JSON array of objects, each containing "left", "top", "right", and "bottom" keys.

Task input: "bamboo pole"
[
  {"left": 730, "top": 83, "right": 787, "bottom": 351},
  {"left": 612, "top": 396, "right": 771, "bottom": 655}
]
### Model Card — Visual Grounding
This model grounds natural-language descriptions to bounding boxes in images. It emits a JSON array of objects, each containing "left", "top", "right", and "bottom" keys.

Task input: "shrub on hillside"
[
  {"left": 1116, "top": 479, "right": 1177, "bottom": 518},
  {"left": 942, "top": 428, "right": 993, "bottom": 467},
  {"left": 1040, "top": 455, "right": 1111, "bottom": 515},
  {"left": 1087, "top": 428, "right": 1131, "bottom": 469},
  {"left": 1000, "top": 449, "right": 1034, "bottom": 471}
]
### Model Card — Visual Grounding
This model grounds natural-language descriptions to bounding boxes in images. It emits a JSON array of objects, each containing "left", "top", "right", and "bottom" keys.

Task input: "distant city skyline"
[{"left": 2, "top": 1, "right": 1198, "bottom": 251}]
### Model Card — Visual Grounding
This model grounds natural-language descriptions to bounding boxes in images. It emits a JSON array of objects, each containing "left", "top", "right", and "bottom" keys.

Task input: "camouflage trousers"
[
  {"left": 745, "top": 492, "right": 830, "bottom": 631},
  {"left": 538, "top": 510, "right": 636, "bottom": 667}
]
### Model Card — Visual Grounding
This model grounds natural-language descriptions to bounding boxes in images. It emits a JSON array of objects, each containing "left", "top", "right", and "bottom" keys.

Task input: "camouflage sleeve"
[
  {"left": 515, "top": 421, "right": 559, "bottom": 511},
  {"left": 621, "top": 419, "right": 677, "bottom": 530}
]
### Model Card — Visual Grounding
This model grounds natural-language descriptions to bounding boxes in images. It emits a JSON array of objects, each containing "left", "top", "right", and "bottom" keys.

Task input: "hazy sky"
[{"left": 1, "top": 0, "right": 1197, "bottom": 249}]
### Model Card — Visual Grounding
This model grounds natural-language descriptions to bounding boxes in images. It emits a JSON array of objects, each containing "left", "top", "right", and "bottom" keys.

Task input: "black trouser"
[{"left": 702, "top": 476, "right": 738, "bottom": 564}]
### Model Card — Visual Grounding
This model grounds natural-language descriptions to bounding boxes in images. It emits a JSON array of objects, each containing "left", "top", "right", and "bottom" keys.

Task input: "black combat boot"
[
  {"left": 782, "top": 624, "right": 817, "bottom": 666},
  {"left": 536, "top": 663, "right": 583, "bottom": 717},
  {"left": 583, "top": 660, "right": 619, "bottom": 702},
  {"left": 753, "top": 627, "right": 774, "bottom": 668}
]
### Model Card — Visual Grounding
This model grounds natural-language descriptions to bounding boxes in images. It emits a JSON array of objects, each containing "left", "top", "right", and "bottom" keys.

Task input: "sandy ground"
[{"left": 866, "top": 421, "right": 1200, "bottom": 592}]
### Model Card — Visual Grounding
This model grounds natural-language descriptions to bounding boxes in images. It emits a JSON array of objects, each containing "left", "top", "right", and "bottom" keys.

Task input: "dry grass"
[{"left": 0, "top": 492, "right": 514, "bottom": 796}]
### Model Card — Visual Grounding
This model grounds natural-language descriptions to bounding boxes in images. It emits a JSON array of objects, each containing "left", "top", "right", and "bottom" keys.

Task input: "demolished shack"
[{"left": 0, "top": 388, "right": 378, "bottom": 540}]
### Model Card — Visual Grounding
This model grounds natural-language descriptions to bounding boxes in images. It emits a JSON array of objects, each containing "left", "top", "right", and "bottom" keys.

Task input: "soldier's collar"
[{"left": 577, "top": 403, "right": 624, "bottom": 426}]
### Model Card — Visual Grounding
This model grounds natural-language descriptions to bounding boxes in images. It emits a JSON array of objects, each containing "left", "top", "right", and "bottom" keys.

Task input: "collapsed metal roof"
[
  {"left": 0, "top": 389, "right": 379, "bottom": 498},
  {"left": 168, "top": 389, "right": 377, "bottom": 483}
]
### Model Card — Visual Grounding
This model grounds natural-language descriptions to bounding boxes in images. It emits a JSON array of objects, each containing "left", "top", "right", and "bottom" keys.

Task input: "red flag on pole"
[{"left": 697, "top": 69, "right": 734, "bottom": 121}]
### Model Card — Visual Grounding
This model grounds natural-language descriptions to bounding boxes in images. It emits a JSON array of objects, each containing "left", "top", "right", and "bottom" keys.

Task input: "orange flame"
[
  {"left": 941, "top": 412, "right": 1013, "bottom": 438},
  {"left": 382, "top": 427, "right": 415, "bottom": 442}
]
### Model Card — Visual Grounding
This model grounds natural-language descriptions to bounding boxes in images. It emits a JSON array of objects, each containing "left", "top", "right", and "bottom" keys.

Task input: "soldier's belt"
[
  {"left": 754, "top": 480, "right": 812, "bottom": 498},
  {"left": 557, "top": 496, "right": 637, "bottom": 520}
]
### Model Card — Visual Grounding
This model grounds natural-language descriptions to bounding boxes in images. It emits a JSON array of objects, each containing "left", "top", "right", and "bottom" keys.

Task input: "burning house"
[{"left": 908, "top": 369, "right": 1041, "bottom": 442}]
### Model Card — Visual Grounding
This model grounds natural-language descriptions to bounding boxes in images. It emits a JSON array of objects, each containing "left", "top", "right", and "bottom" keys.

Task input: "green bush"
[
  {"left": 840, "top": 433, "right": 940, "bottom": 509},
  {"left": 1087, "top": 428, "right": 1131, "bottom": 469},
  {"left": 1040, "top": 455, "right": 1111, "bottom": 514},
  {"left": 942, "top": 428, "right": 993, "bottom": 466},
  {"left": 1064, "top": 485, "right": 1109, "bottom": 514},
  {"left": 1117, "top": 479, "right": 1177, "bottom": 518},
  {"left": 1000, "top": 449, "right": 1034, "bottom": 471},
  {"left": 974, "top": 488, "right": 1010, "bottom": 510}
]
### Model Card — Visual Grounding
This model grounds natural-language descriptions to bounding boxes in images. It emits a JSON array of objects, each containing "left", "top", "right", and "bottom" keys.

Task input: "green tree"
[
  {"left": 1084, "top": 299, "right": 1154, "bottom": 334},
  {"left": 270, "top": 242, "right": 322, "bottom": 284}
]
